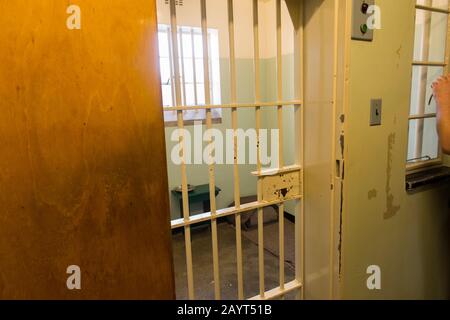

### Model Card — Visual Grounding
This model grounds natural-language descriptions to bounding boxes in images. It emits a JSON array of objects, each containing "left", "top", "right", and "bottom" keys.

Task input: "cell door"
[
  {"left": 0, "top": 0, "right": 174, "bottom": 299},
  {"left": 158, "top": 0, "right": 307, "bottom": 300}
]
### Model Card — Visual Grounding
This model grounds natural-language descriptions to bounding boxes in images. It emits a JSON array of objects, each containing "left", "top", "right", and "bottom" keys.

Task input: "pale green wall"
[
  {"left": 262, "top": 54, "right": 296, "bottom": 167},
  {"left": 165, "top": 55, "right": 295, "bottom": 219},
  {"left": 262, "top": 54, "right": 297, "bottom": 215},
  {"left": 165, "top": 59, "right": 257, "bottom": 219},
  {"left": 341, "top": 0, "right": 450, "bottom": 299}
]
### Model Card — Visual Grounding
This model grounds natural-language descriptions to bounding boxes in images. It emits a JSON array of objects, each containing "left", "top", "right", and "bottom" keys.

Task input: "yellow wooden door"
[{"left": 0, "top": 0, "right": 174, "bottom": 299}]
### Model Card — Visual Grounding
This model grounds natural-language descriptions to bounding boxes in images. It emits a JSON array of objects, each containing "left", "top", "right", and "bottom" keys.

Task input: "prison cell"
[
  {"left": 160, "top": 0, "right": 304, "bottom": 300},
  {"left": 161, "top": 0, "right": 344, "bottom": 300}
]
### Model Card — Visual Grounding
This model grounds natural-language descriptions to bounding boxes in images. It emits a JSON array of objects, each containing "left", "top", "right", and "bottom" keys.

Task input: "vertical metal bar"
[
  {"left": 227, "top": 0, "right": 244, "bottom": 300},
  {"left": 169, "top": 0, "right": 195, "bottom": 300},
  {"left": 167, "top": 26, "right": 176, "bottom": 107},
  {"left": 190, "top": 29, "right": 198, "bottom": 106},
  {"left": 293, "top": 0, "right": 305, "bottom": 300},
  {"left": 253, "top": 0, "right": 265, "bottom": 299},
  {"left": 276, "top": 0, "right": 285, "bottom": 292},
  {"left": 328, "top": 0, "right": 340, "bottom": 300},
  {"left": 201, "top": 0, "right": 221, "bottom": 301},
  {"left": 415, "top": 0, "right": 432, "bottom": 158},
  {"left": 208, "top": 35, "right": 215, "bottom": 104},
  {"left": 276, "top": 0, "right": 284, "bottom": 169},
  {"left": 179, "top": 28, "right": 187, "bottom": 105},
  {"left": 278, "top": 201, "right": 285, "bottom": 291}
]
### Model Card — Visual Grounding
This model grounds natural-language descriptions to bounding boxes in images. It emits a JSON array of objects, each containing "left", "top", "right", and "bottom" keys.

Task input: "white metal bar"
[
  {"left": 200, "top": 0, "right": 221, "bottom": 301},
  {"left": 171, "top": 194, "right": 303, "bottom": 227},
  {"left": 179, "top": 28, "right": 187, "bottom": 105},
  {"left": 163, "top": 100, "right": 302, "bottom": 111},
  {"left": 208, "top": 34, "right": 215, "bottom": 104},
  {"left": 190, "top": 29, "right": 199, "bottom": 106},
  {"left": 276, "top": 0, "right": 284, "bottom": 169},
  {"left": 276, "top": 0, "right": 285, "bottom": 294},
  {"left": 409, "top": 112, "right": 437, "bottom": 120},
  {"left": 166, "top": 26, "right": 176, "bottom": 107},
  {"left": 249, "top": 280, "right": 302, "bottom": 301},
  {"left": 253, "top": 0, "right": 265, "bottom": 299},
  {"left": 328, "top": 0, "right": 340, "bottom": 300},
  {"left": 294, "top": 0, "right": 305, "bottom": 300},
  {"left": 227, "top": 0, "right": 244, "bottom": 300},
  {"left": 169, "top": 9, "right": 182, "bottom": 112},
  {"left": 278, "top": 202, "right": 285, "bottom": 290},
  {"left": 414, "top": 0, "right": 432, "bottom": 159},
  {"left": 412, "top": 61, "right": 447, "bottom": 66},
  {"left": 415, "top": 4, "right": 450, "bottom": 14},
  {"left": 169, "top": 0, "right": 195, "bottom": 300},
  {"left": 251, "top": 164, "right": 302, "bottom": 177}
]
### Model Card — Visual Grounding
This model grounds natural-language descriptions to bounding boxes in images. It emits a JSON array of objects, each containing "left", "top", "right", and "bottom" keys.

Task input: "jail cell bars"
[{"left": 165, "top": 0, "right": 305, "bottom": 300}]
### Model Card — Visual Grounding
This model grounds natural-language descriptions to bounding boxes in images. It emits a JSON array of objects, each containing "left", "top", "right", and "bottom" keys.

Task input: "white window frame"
[
  {"left": 158, "top": 24, "right": 222, "bottom": 126},
  {"left": 407, "top": 1, "right": 450, "bottom": 172}
]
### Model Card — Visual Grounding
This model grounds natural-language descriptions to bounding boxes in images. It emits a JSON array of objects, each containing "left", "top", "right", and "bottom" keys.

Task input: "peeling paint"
[
  {"left": 384, "top": 133, "right": 401, "bottom": 219},
  {"left": 260, "top": 170, "right": 301, "bottom": 202},
  {"left": 338, "top": 136, "right": 345, "bottom": 279},
  {"left": 338, "top": 178, "right": 344, "bottom": 279}
]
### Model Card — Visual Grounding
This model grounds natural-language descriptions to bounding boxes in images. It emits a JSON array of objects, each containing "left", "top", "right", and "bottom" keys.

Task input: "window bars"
[
  {"left": 159, "top": 25, "right": 222, "bottom": 123},
  {"left": 408, "top": 0, "right": 450, "bottom": 168},
  {"left": 165, "top": 0, "right": 305, "bottom": 300}
]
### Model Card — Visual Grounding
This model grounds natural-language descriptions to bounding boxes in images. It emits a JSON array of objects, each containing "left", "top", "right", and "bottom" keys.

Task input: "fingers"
[
  {"left": 432, "top": 75, "right": 449, "bottom": 89},
  {"left": 432, "top": 79, "right": 441, "bottom": 89}
]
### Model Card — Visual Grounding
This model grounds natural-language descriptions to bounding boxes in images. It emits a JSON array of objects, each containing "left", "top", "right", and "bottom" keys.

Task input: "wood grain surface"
[{"left": 0, "top": 0, "right": 175, "bottom": 299}]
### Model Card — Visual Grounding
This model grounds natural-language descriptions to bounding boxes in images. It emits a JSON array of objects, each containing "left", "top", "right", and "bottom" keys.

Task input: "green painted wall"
[
  {"left": 165, "top": 55, "right": 295, "bottom": 219},
  {"left": 165, "top": 59, "right": 256, "bottom": 219},
  {"left": 342, "top": 0, "right": 450, "bottom": 299}
]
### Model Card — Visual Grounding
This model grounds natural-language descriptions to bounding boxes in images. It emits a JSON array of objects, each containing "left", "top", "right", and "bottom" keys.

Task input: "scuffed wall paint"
[
  {"left": 384, "top": 133, "right": 401, "bottom": 219},
  {"left": 368, "top": 189, "right": 377, "bottom": 200}
]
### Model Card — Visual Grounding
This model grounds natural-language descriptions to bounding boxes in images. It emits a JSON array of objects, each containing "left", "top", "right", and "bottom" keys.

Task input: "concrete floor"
[{"left": 172, "top": 220, "right": 296, "bottom": 300}]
